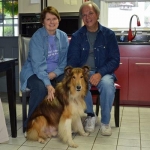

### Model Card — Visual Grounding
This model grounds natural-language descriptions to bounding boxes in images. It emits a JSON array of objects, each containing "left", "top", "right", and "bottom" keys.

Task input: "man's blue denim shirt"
[{"left": 67, "top": 23, "right": 120, "bottom": 77}]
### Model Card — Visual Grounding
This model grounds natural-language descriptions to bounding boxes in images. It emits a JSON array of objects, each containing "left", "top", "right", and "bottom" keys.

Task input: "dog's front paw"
[
  {"left": 47, "top": 134, "right": 52, "bottom": 138},
  {"left": 68, "top": 141, "right": 78, "bottom": 148},
  {"left": 51, "top": 130, "right": 58, "bottom": 136},
  {"left": 79, "top": 131, "right": 90, "bottom": 136},
  {"left": 38, "top": 138, "right": 45, "bottom": 144},
  {"left": 84, "top": 132, "right": 90, "bottom": 136},
  {"left": 83, "top": 132, "right": 90, "bottom": 136},
  {"left": 68, "top": 140, "right": 78, "bottom": 148}
]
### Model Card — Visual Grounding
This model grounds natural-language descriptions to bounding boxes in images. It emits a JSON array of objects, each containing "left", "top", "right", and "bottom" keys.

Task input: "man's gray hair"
[{"left": 79, "top": 1, "right": 100, "bottom": 17}]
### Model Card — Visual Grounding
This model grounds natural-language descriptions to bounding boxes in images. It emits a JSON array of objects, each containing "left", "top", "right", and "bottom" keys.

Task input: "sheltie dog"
[{"left": 26, "top": 66, "right": 90, "bottom": 148}]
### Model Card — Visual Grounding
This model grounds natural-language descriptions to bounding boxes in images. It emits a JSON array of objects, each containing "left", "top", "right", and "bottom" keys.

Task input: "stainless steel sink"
[{"left": 116, "top": 32, "right": 150, "bottom": 44}]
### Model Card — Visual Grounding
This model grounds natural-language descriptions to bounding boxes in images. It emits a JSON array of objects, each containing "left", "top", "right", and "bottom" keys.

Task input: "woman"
[{"left": 20, "top": 6, "right": 69, "bottom": 130}]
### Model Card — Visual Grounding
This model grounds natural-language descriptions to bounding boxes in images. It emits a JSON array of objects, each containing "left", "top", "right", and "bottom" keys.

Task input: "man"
[{"left": 67, "top": 1, "right": 120, "bottom": 136}]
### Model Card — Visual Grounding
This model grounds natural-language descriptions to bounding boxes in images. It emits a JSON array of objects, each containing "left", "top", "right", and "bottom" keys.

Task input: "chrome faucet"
[{"left": 128, "top": 14, "right": 141, "bottom": 42}]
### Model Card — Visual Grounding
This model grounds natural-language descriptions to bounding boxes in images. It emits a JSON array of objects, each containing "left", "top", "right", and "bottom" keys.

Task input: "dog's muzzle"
[{"left": 76, "top": 85, "right": 82, "bottom": 91}]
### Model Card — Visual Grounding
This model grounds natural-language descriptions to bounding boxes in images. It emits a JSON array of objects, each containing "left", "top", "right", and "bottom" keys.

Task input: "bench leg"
[
  {"left": 114, "top": 89, "right": 120, "bottom": 127},
  {"left": 95, "top": 95, "right": 100, "bottom": 116}
]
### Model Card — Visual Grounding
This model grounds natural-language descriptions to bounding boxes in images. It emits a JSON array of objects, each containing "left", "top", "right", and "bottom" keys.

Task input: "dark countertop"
[{"left": 118, "top": 42, "right": 150, "bottom": 45}]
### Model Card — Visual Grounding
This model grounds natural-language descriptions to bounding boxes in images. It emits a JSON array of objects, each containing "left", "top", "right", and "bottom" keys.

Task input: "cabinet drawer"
[{"left": 119, "top": 45, "right": 150, "bottom": 57}]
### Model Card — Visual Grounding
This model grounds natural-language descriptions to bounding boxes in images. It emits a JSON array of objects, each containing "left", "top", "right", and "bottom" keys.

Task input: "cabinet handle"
[
  {"left": 120, "top": 63, "right": 122, "bottom": 65},
  {"left": 135, "top": 63, "right": 150, "bottom": 65}
]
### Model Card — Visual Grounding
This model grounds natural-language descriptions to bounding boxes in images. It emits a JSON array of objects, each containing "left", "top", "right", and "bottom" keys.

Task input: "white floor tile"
[
  {"left": 140, "top": 122, "right": 150, "bottom": 128},
  {"left": 1, "top": 93, "right": 150, "bottom": 150},
  {"left": 142, "top": 148, "right": 150, "bottom": 150},
  {"left": 67, "top": 143, "right": 93, "bottom": 150},
  {"left": 44, "top": 139, "right": 68, "bottom": 149},
  {"left": 141, "top": 140, "right": 150, "bottom": 148},
  {"left": 121, "top": 116, "right": 139, "bottom": 122},
  {"left": 23, "top": 139, "right": 48, "bottom": 148},
  {"left": 121, "top": 122, "right": 139, "bottom": 128},
  {"left": 139, "top": 107, "right": 150, "bottom": 113},
  {"left": 141, "top": 133, "right": 150, "bottom": 140},
  {"left": 123, "top": 107, "right": 139, "bottom": 112},
  {"left": 7, "top": 137, "right": 26, "bottom": 145},
  {"left": 73, "top": 136, "right": 96, "bottom": 144},
  {"left": 140, "top": 114, "right": 150, "bottom": 119},
  {"left": 122, "top": 112, "right": 139, "bottom": 117},
  {"left": 120, "top": 127, "right": 140, "bottom": 133},
  {"left": 0, "top": 144, "right": 20, "bottom": 150},
  {"left": 93, "top": 144, "right": 116, "bottom": 150},
  {"left": 97, "top": 131, "right": 119, "bottom": 139},
  {"left": 119, "top": 132, "right": 140, "bottom": 140},
  {"left": 118, "top": 139, "right": 140, "bottom": 147},
  {"left": 140, "top": 118, "right": 150, "bottom": 123},
  {"left": 95, "top": 137, "right": 118, "bottom": 146},
  {"left": 18, "top": 146, "right": 42, "bottom": 150},
  {"left": 117, "top": 146, "right": 140, "bottom": 150},
  {"left": 140, "top": 127, "right": 150, "bottom": 134}
]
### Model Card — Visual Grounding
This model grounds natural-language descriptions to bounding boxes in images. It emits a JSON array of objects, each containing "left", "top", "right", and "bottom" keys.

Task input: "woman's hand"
[
  {"left": 46, "top": 85, "right": 55, "bottom": 101},
  {"left": 89, "top": 73, "right": 102, "bottom": 86},
  {"left": 48, "top": 72, "right": 57, "bottom": 80}
]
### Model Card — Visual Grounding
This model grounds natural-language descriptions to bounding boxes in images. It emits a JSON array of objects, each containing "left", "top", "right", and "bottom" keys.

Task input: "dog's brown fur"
[{"left": 26, "top": 66, "right": 90, "bottom": 147}]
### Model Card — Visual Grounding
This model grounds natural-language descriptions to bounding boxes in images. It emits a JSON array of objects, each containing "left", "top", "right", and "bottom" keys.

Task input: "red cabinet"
[
  {"left": 128, "top": 58, "right": 150, "bottom": 104},
  {"left": 115, "top": 44, "right": 150, "bottom": 106}
]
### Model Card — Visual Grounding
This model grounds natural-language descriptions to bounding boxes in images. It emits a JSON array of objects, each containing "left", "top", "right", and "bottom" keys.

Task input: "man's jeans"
[
  {"left": 24, "top": 74, "right": 64, "bottom": 128},
  {"left": 85, "top": 71, "right": 116, "bottom": 125}
]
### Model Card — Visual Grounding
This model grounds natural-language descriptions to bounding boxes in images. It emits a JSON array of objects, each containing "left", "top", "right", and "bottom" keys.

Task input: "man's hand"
[
  {"left": 89, "top": 73, "right": 102, "bottom": 86},
  {"left": 48, "top": 72, "right": 56, "bottom": 80},
  {"left": 46, "top": 85, "right": 55, "bottom": 101}
]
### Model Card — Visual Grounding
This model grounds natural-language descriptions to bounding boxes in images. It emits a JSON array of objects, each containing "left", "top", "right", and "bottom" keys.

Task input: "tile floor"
[{"left": 0, "top": 92, "right": 150, "bottom": 150}]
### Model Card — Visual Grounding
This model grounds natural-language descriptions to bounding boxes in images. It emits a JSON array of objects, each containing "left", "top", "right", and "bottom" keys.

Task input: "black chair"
[{"left": 90, "top": 83, "right": 120, "bottom": 127}]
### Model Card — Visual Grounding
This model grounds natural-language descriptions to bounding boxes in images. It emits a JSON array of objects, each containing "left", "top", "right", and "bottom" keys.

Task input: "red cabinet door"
[
  {"left": 115, "top": 57, "right": 128, "bottom": 103},
  {"left": 128, "top": 58, "right": 150, "bottom": 104}
]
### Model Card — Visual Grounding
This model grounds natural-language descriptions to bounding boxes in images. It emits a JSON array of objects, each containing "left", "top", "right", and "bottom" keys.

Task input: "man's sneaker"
[
  {"left": 100, "top": 123, "right": 112, "bottom": 136},
  {"left": 84, "top": 116, "right": 97, "bottom": 133}
]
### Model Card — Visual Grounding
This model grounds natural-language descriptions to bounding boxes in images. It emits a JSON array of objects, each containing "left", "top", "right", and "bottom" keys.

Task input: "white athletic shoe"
[
  {"left": 100, "top": 123, "right": 112, "bottom": 136},
  {"left": 84, "top": 116, "right": 97, "bottom": 133}
]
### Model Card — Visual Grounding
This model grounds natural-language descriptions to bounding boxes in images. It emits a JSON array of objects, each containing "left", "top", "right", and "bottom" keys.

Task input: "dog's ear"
[
  {"left": 65, "top": 66, "right": 73, "bottom": 76},
  {"left": 82, "top": 65, "right": 90, "bottom": 74}
]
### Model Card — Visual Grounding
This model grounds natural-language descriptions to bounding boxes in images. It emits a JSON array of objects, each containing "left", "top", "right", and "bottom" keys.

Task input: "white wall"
[
  {"left": 18, "top": 0, "right": 83, "bottom": 13},
  {"left": 18, "top": 0, "right": 41, "bottom": 13},
  {"left": 48, "top": 0, "right": 83, "bottom": 12}
]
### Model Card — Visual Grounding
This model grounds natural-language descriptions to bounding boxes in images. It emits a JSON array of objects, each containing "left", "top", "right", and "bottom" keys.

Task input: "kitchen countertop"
[{"left": 118, "top": 42, "right": 150, "bottom": 45}]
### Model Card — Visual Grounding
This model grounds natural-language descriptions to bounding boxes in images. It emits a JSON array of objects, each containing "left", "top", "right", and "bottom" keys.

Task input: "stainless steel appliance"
[
  {"left": 19, "top": 12, "right": 81, "bottom": 37},
  {"left": 19, "top": 13, "right": 42, "bottom": 37}
]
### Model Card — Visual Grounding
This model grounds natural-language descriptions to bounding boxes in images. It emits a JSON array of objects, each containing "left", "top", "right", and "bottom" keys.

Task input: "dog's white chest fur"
[{"left": 69, "top": 92, "right": 86, "bottom": 116}]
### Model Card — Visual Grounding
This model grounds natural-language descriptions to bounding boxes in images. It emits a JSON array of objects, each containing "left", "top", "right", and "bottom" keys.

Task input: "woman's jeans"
[
  {"left": 24, "top": 74, "right": 64, "bottom": 128},
  {"left": 85, "top": 71, "right": 116, "bottom": 125}
]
